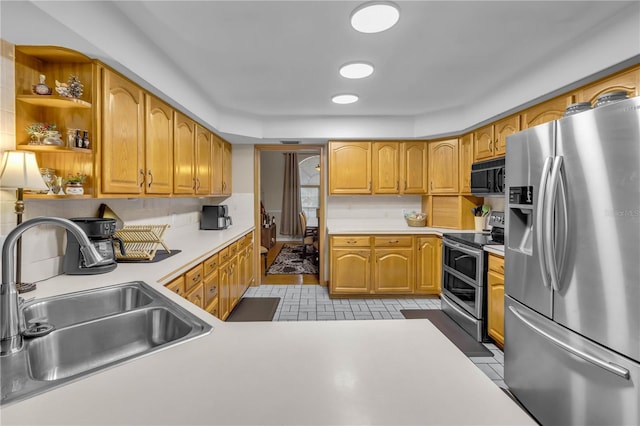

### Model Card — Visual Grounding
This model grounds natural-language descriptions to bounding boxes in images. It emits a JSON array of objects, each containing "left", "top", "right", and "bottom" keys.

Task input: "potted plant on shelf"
[{"left": 64, "top": 174, "right": 86, "bottom": 195}]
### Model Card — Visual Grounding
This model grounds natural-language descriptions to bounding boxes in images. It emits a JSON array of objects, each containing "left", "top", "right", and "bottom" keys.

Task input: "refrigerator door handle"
[
  {"left": 546, "top": 156, "right": 564, "bottom": 291},
  {"left": 508, "top": 305, "right": 631, "bottom": 379},
  {"left": 536, "top": 156, "right": 553, "bottom": 289}
]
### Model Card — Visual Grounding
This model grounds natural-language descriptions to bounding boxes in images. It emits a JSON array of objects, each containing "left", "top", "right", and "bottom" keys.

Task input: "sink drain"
[{"left": 23, "top": 322, "right": 55, "bottom": 338}]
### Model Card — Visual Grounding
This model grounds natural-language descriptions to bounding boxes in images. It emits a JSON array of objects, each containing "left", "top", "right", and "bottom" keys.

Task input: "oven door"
[
  {"left": 442, "top": 267, "right": 483, "bottom": 319},
  {"left": 442, "top": 238, "right": 483, "bottom": 283}
]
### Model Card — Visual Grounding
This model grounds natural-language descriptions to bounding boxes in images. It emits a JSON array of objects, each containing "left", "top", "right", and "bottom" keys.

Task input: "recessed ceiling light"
[
  {"left": 332, "top": 94, "right": 359, "bottom": 104},
  {"left": 339, "top": 62, "right": 374, "bottom": 79},
  {"left": 350, "top": 2, "right": 400, "bottom": 34}
]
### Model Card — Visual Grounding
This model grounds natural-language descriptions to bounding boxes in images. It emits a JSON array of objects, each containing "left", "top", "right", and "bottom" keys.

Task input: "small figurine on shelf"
[
  {"left": 55, "top": 75, "right": 84, "bottom": 99},
  {"left": 25, "top": 122, "right": 57, "bottom": 145},
  {"left": 32, "top": 74, "right": 52, "bottom": 95}
]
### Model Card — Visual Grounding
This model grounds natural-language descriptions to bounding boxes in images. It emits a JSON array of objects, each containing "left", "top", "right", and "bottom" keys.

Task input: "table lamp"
[{"left": 0, "top": 150, "right": 49, "bottom": 293}]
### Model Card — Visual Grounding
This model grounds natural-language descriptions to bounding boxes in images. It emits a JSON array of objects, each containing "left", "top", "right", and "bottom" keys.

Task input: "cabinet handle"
[
  {"left": 430, "top": 181, "right": 433, "bottom": 191},
  {"left": 223, "top": 181, "right": 226, "bottom": 191},
  {"left": 369, "top": 181, "right": 372, "bottom": 191},
  {"left": 139, "top": 169, "right": 145, "bottom": 188},
  {"left": 396, "top": 180, "right": 399, "bottom": 190},
  {"left": 495, "top": 139, "right": 500, "bottom": 151},
  {"left": 388, "top": 240, "right": 399, "bottom": 244},
  {"left": 147, "top": 170, "right": 154, "bottom": 188}
]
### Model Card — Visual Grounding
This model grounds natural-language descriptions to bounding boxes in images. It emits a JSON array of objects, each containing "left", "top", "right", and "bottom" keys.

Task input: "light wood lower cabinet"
[
  {"left": 416, "top": 236, "right": 442, "bottom": 295},
  {"left": 487, "top": 253, "right": 505, "bottom": 348},
  {"left": 163, "top": 231, "right": 254, "bottom": 321},
  {"left": 330, "top": 234, "right": 439, "bottom": 297}
]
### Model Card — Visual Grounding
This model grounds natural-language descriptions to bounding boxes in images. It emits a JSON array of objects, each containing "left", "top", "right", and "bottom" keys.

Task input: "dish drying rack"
[{"left": 114, "top": 224, "right": 170, "bottom": 261}]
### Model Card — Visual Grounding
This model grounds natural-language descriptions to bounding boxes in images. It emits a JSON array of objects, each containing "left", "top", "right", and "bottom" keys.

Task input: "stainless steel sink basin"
[
  {"left": 22, "top": 283, "right": 154, "bottom": 329},
  {"left": 1, "top": 281, "right": 212, "bottom": 406}
]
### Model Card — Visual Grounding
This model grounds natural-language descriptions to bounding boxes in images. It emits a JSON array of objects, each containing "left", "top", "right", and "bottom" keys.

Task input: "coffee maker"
[
  {"left": 63, "top": 218, "right": 125, "bottom": 275},
  {"left": 200, "top": 205, "right": 232, "bottom": 230}
]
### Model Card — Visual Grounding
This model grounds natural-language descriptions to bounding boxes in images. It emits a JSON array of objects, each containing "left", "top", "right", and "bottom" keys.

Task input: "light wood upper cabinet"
[
  {"left": 458, "top": 133, "right": 473, "bottom": 194},
  {"left": 416, "top": 235, "right": 442, "bottom": 294},
  {"left": 428, "top": 139, "right": 458, "bottom": 194},
  {"left": 473, "top": 115, "right": 518, "bottom": 161},
  {"left": 101, "top": 69, "right": 145, "bottom": 194},
  {"left": 372, "top": 141, "right": 400, "bottom": 194},
  {"left": 522, "top": 94, "right": 573, "bottom": 129},
  {"left": 173, "top": 112, "right": 195, "bottom": 194},
  {"left": 195, "top": 125, "right": 212, "bottom": 195},
  {"left": 329, "top": 141, "right": 372, "bottom": 194},
  {"left": 211, "top": 133, "right": 224, "bottom": 195},
  {"left": 401, "top": 141, "right": 428, "bottom": 194},
  {"left": 145, "top": 95, "right": 173, "bottom": 194},
  {"left": 222, "top": 140, "right": 233, "bottom": 196},
  {"left": 577, "top": 67, "right": 640, "bottom": 104}
]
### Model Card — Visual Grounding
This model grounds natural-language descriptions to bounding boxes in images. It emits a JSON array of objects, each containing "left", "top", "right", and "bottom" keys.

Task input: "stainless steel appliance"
[
  {"left": 441, "top": 212, "right": 504, "bottom": 342},
  {"left": 471, "top": 157, "right": 506, "bottom": 196},
  {"left": 63, "top": 218, "right": 123, "bottom": 275},
  {"left": 504, "top": 95, "right": 640, "bottom": 426},
  {"left": 200, "top": 205, "right": 232, "bottom": 230}
]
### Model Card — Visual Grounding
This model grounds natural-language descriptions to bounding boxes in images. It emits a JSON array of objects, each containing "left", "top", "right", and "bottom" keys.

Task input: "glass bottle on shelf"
[
  {"left": 82, "top": 131, "right": 90, "bottom": 149},
  {"left": 74, "top": 130, "right": 83, "bottom": 148},
  {"left": 66, "top": 129, "right": 77, "bottom": 148}
]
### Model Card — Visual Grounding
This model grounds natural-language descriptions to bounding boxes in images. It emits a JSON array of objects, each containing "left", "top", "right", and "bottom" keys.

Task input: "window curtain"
[{"left": 280, "top": 153, "right": 302, "bottom": 236}]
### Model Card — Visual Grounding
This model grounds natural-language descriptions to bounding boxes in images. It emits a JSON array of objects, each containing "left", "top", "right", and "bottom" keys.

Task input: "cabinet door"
[
  {"left": 416, "top": 236, "right": 441, "bottom": 294},
  {"left": 203, "top": 269, "right": 219, "bottom": 309},
  {"left": 245, "top": 237, "right": 255, "bottom": 288},
  {"left": 330, "top": 248, "right": 371, "bottom": 294},
  {"left": 372, "top": 141, "right": 399, "bottom": 194},
  {"left": 173, "top": 112, "right": 195, "bottom": 194},
  {"left": 401, "top": 141, "right": 428, "bottom": 194},
  {"left": 473, "top": 125, "right": 494, "bottom": 162},
  {"left": 145, "top": 94, "right": 173, "bottom": 194},
  {"left": 219, "top": 263, "right": 230, "bottom": 320},
  {"left": 101, "top": 69, "right": 144, "bottom": 194},
  {"left": 458, "top": 133, "right": 473, "bottom": 194},
  {"left": 329, "top": 141, "right": 372, "bottom": 194},
  {"left": 487, "top": 269, "right": 505, "bottom": 347},
  {"left": 522, "top": 94, "right": 573, "bottom": 129},
  {"left": 494, "top": 115, "right": 519, "bottom": 157},
  {"left": 211, "top": 134, "right": 224, "bottom": 195},
  {"left": 373, "top": 247, "right": 414, "bottom": 293},
  {"left": 229, "top": 256, "right": 239, "bottom": 310},
  {"left": 195, "top": 125, "right": 212, "bottom": 195},
  {"left": 186, "top": 282, "right": 204, "bottom": 309},
  {"left": 429, "top": 139, "right": 459, "bottom": 194},
  {"left": 578, "top": 67, "right": 640, "bottom": 104},
  {"left": 222, "top": 140, "right": 232, "bottom": 196}
]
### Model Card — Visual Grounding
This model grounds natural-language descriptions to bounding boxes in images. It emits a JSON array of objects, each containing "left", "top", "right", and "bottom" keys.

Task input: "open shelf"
[
  {"left": 17, "top": 145, "right": 92, "bottom": 154},
  {"left": 17, "top": 95, "right": 91, "bottom": 109}
]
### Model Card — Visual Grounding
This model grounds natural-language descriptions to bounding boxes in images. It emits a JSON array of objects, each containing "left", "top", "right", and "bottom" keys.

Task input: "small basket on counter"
[
  {"left": 404, "top": 212, "right": 427, "bottom": 227},
  {"left": 114, "top": 224, "right": 170, "bottom": 261}
]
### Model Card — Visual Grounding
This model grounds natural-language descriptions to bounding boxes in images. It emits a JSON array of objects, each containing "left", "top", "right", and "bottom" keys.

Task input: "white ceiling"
[{"left": 2, "top": 1, "right": 640, "bottom": 144}]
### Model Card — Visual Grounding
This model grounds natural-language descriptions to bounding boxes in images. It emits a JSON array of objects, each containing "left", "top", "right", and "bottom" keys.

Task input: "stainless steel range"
[{"left": 441, "top": 212, "right": 504, "bottom": 342}]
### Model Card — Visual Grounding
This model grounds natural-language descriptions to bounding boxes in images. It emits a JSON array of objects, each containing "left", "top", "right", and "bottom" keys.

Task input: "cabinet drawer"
[
  {"left": 488, "top": 254, "right": 505, "bottom": 274},
  {"left": 206, "top": 297, "right": 219, "bottom": 318},
  {"left": 228, "top": 242, "right": 239, "bottom": 258},
  {"left": 218, "top": 247, "right": 230, "bottom": 264},
  {"left": 164, "top": 276, "right": 185, "bottom": 297},
  {"left": 331, "top": 236, "right": 370, "bottom": 247},
  {"left": 203, "top": 253, "right": 219, "bottom": 277},
  {"left": 374, "top": 236, "right": 413, "bottom": 247},
  {"left": 185, "top": 264, "right": 204, "bottom": 292}
]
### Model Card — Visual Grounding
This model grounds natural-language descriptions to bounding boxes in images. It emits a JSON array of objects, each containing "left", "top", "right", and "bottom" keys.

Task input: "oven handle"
[
  {"left": 443, "top": 239, "right": 482, "bottom": 257},
  {"left": 442, "top": 295, "right": 478, "bottom": 323}
]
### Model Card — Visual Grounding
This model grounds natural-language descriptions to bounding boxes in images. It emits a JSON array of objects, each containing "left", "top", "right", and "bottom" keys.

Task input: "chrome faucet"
[{"left": 1, "top": 217, "right": 105, "bottom": 355}]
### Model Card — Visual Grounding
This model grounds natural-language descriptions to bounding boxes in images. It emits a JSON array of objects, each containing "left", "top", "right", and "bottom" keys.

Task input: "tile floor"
[{"left": 242, "top": 284, "right": 506, "bottom": 388}]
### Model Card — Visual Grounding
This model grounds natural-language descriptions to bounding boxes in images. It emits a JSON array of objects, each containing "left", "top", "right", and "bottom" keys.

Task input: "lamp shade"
[{"left": 0, "top": 151, "right": 48, "bottom": 191}]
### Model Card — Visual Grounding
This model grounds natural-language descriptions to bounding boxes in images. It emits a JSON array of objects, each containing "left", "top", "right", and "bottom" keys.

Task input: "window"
[{"left": 299, "top": 155, "right": 320, "bottom": 224}]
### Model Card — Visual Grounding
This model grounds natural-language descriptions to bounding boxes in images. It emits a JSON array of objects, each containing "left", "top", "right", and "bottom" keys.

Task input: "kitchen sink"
[
  {"left": 22, "top": 282, "right": 154, "bottom": 329},
  {"left": 1, "top": 281, "right": 213, "bottom": 406}
]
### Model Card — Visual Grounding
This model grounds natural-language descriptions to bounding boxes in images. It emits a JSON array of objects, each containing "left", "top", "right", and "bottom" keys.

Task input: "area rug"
[
  {"left": 401, "top": 309, "right": 493, "bottom": 357},
  {"left": 266, "top": 244, "right": 318, "bottom": 275},
  {"left": 226, "top": 297, "right": 280, "bottom": 322}
]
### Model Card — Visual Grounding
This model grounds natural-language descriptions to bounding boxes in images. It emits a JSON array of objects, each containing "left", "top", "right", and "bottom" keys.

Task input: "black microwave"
[{"left": 471, "top": 157, "right": 505, "bottom": 196}]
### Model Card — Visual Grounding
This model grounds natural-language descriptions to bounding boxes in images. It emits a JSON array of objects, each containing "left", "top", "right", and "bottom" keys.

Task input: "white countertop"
[
  {"left": 327, "top": 218, "right": 478, "bottom": 235},
  {"left": 1, "top": 223, "right": 532, "bottom": 425},
  {"left": 485, "top": 245, "right": 505, "bottom": 256}
]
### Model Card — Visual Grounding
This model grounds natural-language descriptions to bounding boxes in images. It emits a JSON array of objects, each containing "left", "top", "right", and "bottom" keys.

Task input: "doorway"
[{"left": 254, "top": 145, "right": 325, "bottom": 286}]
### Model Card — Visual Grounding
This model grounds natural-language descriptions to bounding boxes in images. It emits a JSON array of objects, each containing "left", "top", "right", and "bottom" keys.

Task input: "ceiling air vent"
[{"left": 280, "top": 140, "right": 300, "bottom": 145}]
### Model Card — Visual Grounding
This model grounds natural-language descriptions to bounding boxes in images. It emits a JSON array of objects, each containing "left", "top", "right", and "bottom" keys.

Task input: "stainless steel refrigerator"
[{"left": 504, "top": 96, "right": 640, "bottom": 426}]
